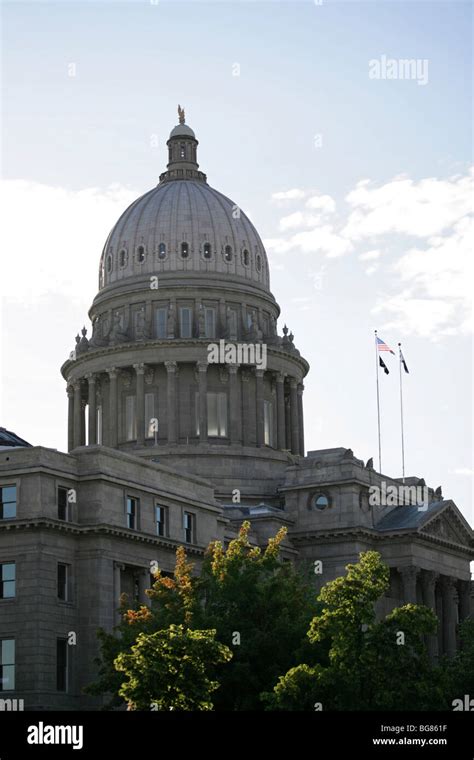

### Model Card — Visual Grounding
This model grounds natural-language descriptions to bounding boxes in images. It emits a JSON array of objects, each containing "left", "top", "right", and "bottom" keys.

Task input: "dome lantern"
[{"left": 159, "top": 105, "right": 207, "bottom": 184}]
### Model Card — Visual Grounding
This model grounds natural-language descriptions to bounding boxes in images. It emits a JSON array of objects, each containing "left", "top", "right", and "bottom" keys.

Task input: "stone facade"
[{"left": 0, "top": 112, "right": 472, "bottom": 710}]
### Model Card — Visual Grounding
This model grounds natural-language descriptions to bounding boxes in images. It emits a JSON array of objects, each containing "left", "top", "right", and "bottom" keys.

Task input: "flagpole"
[
  {"left": 398, "top": 342, "right": 405, "bottom": 482},
  {"left": 375, "top": 330, "right": 382, "bottom": 473}
]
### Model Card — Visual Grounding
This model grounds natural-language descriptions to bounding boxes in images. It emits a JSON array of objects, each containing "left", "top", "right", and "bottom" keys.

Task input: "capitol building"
[{"left": 0, "top": 110, "right": 472, "bottom": 709}]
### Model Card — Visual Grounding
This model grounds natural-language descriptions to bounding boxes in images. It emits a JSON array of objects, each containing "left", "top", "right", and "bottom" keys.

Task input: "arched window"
[
  {"left": 136, "top": 245, "right": 145, "bottom": 263},
  {"left": 119, "top": 249, "right": 127, "bottom": 267},
  {"left": 106, "top": 255, "right": 112, "bottom": 273},
  {"left": 158, "top": 242, "right": 166, "bottom": 259},
  {"left": 242, "top": 248, "right": 250, "bottom": 266},
  {"left": 203, "top": 242, "right": 212, "bottom": 259},
  {"left": 224, "top": 245, "right": 233, "bottom": 262},
  {"left": 180, "top": 143, "right": 186, "bottom": 159},
  {"left": 181, "top": 242, "right": 189, "bottom": 259},
  {"left": 256, "top": 254, "right": 262, "bottom": 272}
]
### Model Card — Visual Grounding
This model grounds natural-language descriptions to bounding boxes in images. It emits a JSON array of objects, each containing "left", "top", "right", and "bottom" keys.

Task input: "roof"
[
  {"left": 0, "top": 427, "right": 32, "bottom": 448},
  {"left": 375, "top": 500, "right": 445, "bottom": 532}
]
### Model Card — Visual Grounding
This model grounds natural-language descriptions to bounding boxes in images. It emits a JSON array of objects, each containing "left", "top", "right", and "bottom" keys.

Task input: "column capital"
[
  {"left": 66, "top": 384, "right": 74, "bottom": 398},
  {"left": 440, "top": 575, "right": 459, "bottom": 600},
  {"left": 289, "top": 377, "right": 298, "bottom": 390},
  {"left": 114, "top": 562, "right": 125, "bottom": 571},
  {"left": 397, "top": 565, "right": 420, "bottom": 580},
  {"left": 106, "top": 367, "right": 118, "bottom": 379},
  {"left": 228, "top": 364, "right": 238, "bottom": 375},
  {"left": 255, "top": 368, "right": 265, "bottom": 378},
  {"left": 275, "top": 371, "right": 286, "bottom": 383},
  {"left": 72, "top": 380, "right": 82, "bottom": 392},
  {"left": 297, "top": 383, "right": 305, "bottom": 395},
  {"left": 196, "top": 360, "right": 208, "bottom": 373},
  {"left": 165, "top": 361, "right": 178, "bottom": 373},
  {"left": 133, "top": 363, "right": 146, "bottom": 375}
]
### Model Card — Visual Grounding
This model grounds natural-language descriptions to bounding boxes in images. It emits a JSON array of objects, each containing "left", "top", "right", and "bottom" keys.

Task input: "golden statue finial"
[{"left": 178, "top": 104, "right": 185, "bottom": 125}]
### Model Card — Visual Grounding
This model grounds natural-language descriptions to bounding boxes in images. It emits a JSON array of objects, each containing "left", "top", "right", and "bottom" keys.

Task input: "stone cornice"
[{"left": 0, "top": 519, "right": 205, "bottom": 556}]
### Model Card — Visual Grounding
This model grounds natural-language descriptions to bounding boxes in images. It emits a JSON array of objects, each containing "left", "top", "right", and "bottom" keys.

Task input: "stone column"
[
  {"left": 422, "top": 571, "right": 439, "bottom": 660},
  {"left": 255, "top": 369, "right": 265, "bottom": 447},
  {"left": 289, "top": 378, "right": 300, "bottom": 455},
  {"left": 441, "top": 576, "right": 459, "bottom": 657},
  {"left": 73, "top": 381, "right": 82, "bottom": 449},
  {"left": 196, "top": 361, "right": 208, "bottom": 443},
  {"left": 80, "top": 400, "right": 87, "bottom": 445},
  {"left": 67, "top": 385, "right": 74, "bottom": 452},
  {"left": 114, "top": 562, "right": 125, "bottom": 624},
  {"left": 297, "top": 383, "right": 305, "bottom": 457},
  {"left": 86, "top": 374, "right": 97, "bottom": 445},
  {"left": 241, "top": 370, "right": 251, "bottom": 446},
  {"left": 107, "top": 368, "right": 118, "bottom": 448},
  {"left": 398, "top": 565, "right": 419, "bottom": 604},
  {"left": 458, "top": 580, "right": 471, "bottom": 623},
  {"left": 165, "top": 361, "right": 178, "bottom": 444},
  {"left": 284, "top": 394, "right": 291, "bottom": 450},
  {"left": 228, "top": 365, "right": 240, "bottom": 444},
  {"left": 134, "top": 363, "right": 145, "bottom": 446},
  {"left": 276, "top": 373, "right": 286, "bottom": 450},
  {"left": 138, "top": 569, "right": 150, "bottom": 606}
]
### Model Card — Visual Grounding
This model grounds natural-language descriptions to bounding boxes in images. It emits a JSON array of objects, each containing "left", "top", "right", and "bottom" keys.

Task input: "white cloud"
[
  {"left": 365, "top": 265, "right": 378, "bottom": 276},
  {"left": 359, "top": 249, "right": 382, "bottom": 261},
  {"left": 279, "top": 212, "right": 305, "bottom": 231},
  {"left": 271, "top": 188, "right": 306, "bottom": 201},
  {"left": 0, "top": 179, "right": 138, "bottom": 304},
  {"left": 452, "top": 468, "right": 474, "bottom": 476},
  {"left": 305, "top": 194, "right": 336, "bottom": 214},
  {"left": 343, "top": 171, "right": 473, "bottom": 240}
]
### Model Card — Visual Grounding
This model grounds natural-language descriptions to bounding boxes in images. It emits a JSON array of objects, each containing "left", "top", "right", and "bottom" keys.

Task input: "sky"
[{"left": 1, "top": 0, "right": 473, "bottom": 527}]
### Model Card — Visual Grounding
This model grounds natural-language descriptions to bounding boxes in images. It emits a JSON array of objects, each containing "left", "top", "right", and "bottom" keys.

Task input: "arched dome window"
[
  {"left": 181, "top": 242, "right": 189, "bottom": 259},
  {"left": 242, "top": 248, "right": 250, "bottom": 267},
  {"left": 180, "top": 143, "right": 186, "bottom": 159},
  {"left": 119, "top": 249, "right": 127, "bottom": 267},
  {"left": 106, "top": 255, "right": 112, "bottom": 273},
  {"left": 158, "top": 242, "right": 166, "bottom": 259},
  {"left": 203, "top": 242, "right": 212, "bottom": 259},
  {"left": 224, "top": 245, "right": 233, "bottom": 262},
  {"left": 136, "top": 245, "right": 146, "bottom": 263},
  {"left": 256, "top": 254, "right": 262, "bottom": 272}
]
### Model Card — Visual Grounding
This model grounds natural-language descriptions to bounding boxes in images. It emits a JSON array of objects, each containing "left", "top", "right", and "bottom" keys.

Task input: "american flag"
[{"left": 376, "top": 336, "right": 395, "bottom": 354}]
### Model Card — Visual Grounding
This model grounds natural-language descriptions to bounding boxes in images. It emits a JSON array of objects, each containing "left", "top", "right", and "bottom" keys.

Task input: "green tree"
[
  {"left": 115, "top": 625, "right": 232, "bottom": 711},
  {"left": 194, "top": 521, "right": 318, "bottom": 709},
  {"left": 266, "top": 551, "right": 447, "bottom": 710},
  {"left": 87, "top": 523, "right": 317, "bottom": 710}
]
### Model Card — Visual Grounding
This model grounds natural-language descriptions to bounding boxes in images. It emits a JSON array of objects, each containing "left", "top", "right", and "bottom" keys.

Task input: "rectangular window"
[
  {"left": 155, "top": 505, "right": 167, "bottom": 537},
  {"left": 155, "top": 307, "right": 167, "bottom": 339},
  {"left": 204, "top": 308, "right": 216, "bottom": 339},
  {"left": 57, "top": 486, "right": 68, "bottom": 521},
  {"left": 184, "top": 512, "right": 194, "bottom": 544},
  {"left": 0, "top": 486, "right": 16, "bottom": 520},
  {"left": 126, "top": 497, "right": 138, "bottom": 530},
  {"left": 195, "top": 392, "right": 227, "bottom": 437},
  {"left": 264, "top": 400, "right": 274, "bottom": 447},
  {"left": 0, "top": 563, "right": 15, "bottom": 599},
  {"left": 145, "top": 392, "right": 155, "bottom": 439},
  {"left": 56, "top": 639, "right": 68, "bottom": 692},
  {"left": 179, "top": 307, "right": 192, "bottom": 338},
  {"left": 57, "top": 563, "right": 69, "bottom": 602},
  {"left": 125, "top": 395, "right": 137, "bottom": 441},
  {"left": 0, "top": 639, "right": 15, "bottom": 691},
  {"left": 97, "top": 405, "right": 103, "bottom": 445}
]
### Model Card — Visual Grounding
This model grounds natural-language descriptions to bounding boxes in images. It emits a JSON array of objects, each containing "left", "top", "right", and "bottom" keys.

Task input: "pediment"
[{"left": 421, "top": 506, "right": 473, "bottom": 548}]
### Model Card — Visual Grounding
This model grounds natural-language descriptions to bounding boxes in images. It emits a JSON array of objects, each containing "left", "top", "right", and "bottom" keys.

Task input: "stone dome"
[{"left": 98, "top": 113, "right": 270, "bottom": 293}]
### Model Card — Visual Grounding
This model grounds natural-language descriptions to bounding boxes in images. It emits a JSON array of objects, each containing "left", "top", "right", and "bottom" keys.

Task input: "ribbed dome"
[{"left": 99, "top": 181, "right": 270, "bottom": 292}]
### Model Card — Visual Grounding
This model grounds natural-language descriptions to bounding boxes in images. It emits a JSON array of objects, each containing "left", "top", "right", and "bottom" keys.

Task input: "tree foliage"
[{"left": 266, "top": 551, "right": 448, "bottom": 710}]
